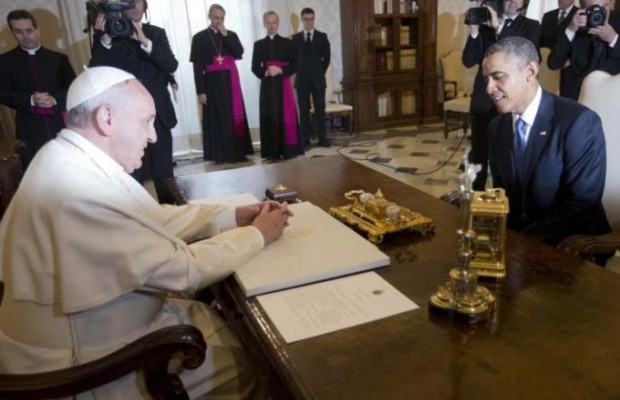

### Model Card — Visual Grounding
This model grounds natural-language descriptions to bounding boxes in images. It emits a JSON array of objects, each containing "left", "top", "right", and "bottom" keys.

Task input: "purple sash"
[
  {"left": 205, "top": 55, "right": 246, "bottom": 138},
  {"left": 265, "top": 60, "right": 298, "bottom": 145},
  {"left": 33, "top": 106, "right": 56, "bottom": 116}
]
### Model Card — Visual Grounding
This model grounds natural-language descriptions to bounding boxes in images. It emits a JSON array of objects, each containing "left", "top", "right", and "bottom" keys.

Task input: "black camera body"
[
  {"left": 465, "top": 0, "right": 504, "bottom": 25},
  {"left": 86, "top": 0, "right": 136, "bottom": 38},
  {"left": 586, "top": 5, "right": 606, "bottom": 28}
]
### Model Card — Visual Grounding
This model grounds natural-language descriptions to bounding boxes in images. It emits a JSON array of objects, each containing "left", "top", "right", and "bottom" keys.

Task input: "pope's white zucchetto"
[{"left": 66, "top": 66, "right": 136, "bottom": 111}]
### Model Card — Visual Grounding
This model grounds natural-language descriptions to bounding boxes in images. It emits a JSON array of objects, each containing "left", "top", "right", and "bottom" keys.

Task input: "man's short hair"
[
  {"left": 301, "top": 7, "right": 315, "bottom": 17},
  {"left": 208, "top": 4, "right": 225, "bottom": 17},
  {"left": 7, "top": 9, "right": 37, "bottom": 29},
  {"left": 263, "top": 10, "right": 279, "bottom": 23},
  {"left": 485, "top": 36, "right": 539, "bottom": 69}
]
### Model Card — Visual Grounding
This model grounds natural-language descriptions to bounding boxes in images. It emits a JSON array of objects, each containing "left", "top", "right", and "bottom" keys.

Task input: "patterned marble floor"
[{"left": 173, "top": 123, "right": 470, "bottom": 199}]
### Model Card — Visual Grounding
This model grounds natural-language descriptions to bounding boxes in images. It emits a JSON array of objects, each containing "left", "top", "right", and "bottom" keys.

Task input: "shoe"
[{"left": 318, "top": 141, "right": 331, "bottom": 148}]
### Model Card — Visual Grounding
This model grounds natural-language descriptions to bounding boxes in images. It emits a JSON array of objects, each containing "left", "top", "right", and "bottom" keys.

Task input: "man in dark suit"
[
  {"left": 485, "top": 36, "right": 610, "bottom": 246},
  {"left": 0, "top": 9, "right": 75, "bottom": 168},
  {"left": 540, "top": 0, "right": 580, "bottom": 99},
  {"left": 292, "top": 7, "right": 331, "bottom": 148},
  {"left": 548, "top": 0, "right": 620, "bottom": 100},
  {"left": 463, "top": 0, "right": 541, "bottom": 190},
  {"left": 541, "top": 0, "right": 579, "bottom": 48},
  {"left": 90, "top": 0, "right": 178, "bottom": 204}
]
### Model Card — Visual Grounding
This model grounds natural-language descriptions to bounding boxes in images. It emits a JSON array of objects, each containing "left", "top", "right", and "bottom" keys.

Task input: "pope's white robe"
[{"left": 0, "top": 129, "right": 266, "bottom": 399}]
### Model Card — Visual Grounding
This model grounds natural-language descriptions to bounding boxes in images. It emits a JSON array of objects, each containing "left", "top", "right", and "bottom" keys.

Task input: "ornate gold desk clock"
[
  {"left": 468, "top": 188, "right": 509, "bottom": 278},
  {"left": 429, "top": 161, "right": 497, "bottom": 323},
  {"left": 328, "top": 189, "right": 433, "bottom": 244}
]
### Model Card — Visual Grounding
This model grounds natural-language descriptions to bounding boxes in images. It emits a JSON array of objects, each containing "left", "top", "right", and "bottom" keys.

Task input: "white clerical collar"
[
  {"left": 268, "top": 34, "right": 278, "bottom": 39},
  {"left": 22, "top": 45, "right": 41, "bottom": 55},
  {"left": 502, "top": 14, "right": 519, "bottom": 21}
]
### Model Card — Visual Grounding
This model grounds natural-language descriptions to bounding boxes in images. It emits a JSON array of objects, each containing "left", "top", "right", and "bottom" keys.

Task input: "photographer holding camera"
[
  {"left": 462, "top": 0, "right": 541, "bottom": 190},
  {"left": 89, "top": 0, "right": 179, "bottom": 205},
  {"left": 548, "top": 0, "right": 620, "bottom": 99}
]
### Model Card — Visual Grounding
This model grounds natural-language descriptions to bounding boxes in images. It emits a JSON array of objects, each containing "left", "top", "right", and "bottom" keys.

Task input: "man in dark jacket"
[
  {"left": 292, "top": 7, "right": 331, "bottom": 148},
  {"left": 548, "top": 0, "right": 620, "bottom": 100},
  {"left": 90, "top": 0, "right": 178, "bottom": 204}
]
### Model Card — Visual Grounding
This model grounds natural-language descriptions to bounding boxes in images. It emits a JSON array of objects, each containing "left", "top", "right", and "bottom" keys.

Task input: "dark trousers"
[
  {"left": 297, "top": 82, "right": 327, "bottom": 144},
  {"left": 469, "top": 109, "right": 497, "bottom": 191},
  {"left": 132, "top": 118, "right": 175, "bottom": 204}
]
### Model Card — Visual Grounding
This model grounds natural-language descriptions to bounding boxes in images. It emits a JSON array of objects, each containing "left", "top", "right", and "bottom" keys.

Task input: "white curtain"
[{"left": 58, "top": 0, "right": 294, "bottom": 155}]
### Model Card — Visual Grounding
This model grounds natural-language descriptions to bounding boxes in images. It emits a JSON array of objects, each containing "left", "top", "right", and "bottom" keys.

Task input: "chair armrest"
[
  {"left": 0, "top": 324, "right": 207, "bottom": 400},
  {"left": 332, "top": 87, "right": 344, "bottom": 104},
  {"left": 557, "top": 231, "right": 620, "bottom": 260}
]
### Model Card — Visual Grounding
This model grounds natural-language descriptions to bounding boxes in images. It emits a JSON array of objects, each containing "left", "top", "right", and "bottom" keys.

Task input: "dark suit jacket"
[
  {"left": 90, "top": 24, "right": 178, "bottom": 130},
  {"left": 488, "top": 89, "right": 610, "bottom": 245},
  {"left": 548, "top": 11, "right": 620, "bottom": 99},
  {"left": 540, "top": 7, "right": 579, "bottom": 49},
  {"left": 463, "top": 16, "right": 541, "bottom": 114},
  {"left": 291, "top": 30, "right": 330, "bottom": 89},
  {"left": 541, "top": 7, "right": 581, "bottom": 99}
]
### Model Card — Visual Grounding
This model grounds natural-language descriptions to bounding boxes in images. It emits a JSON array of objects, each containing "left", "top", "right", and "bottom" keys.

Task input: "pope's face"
[
  {"left": 109, "top": 80, "right": 157, "bottom": 173},
  {"left": 9, "top": 18, "right": 40, "bottom": 50}
]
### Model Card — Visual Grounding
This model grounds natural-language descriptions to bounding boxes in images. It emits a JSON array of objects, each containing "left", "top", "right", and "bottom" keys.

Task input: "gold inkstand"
[{"left": 329, "top": 189, "right": 433, "bottom": 244}]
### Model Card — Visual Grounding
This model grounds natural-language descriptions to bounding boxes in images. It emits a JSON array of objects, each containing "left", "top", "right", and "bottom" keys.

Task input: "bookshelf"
[{"left": 341, "top": 0, "right": 438, "bottom": 131}]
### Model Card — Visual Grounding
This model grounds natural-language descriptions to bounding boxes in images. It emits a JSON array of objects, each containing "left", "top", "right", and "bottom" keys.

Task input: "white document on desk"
[
  {"left": 234, "top": 201, "right": 390, "bottom": 297},
  {"left": 257, "top": 271, "right": 418, "bottom": 343}
]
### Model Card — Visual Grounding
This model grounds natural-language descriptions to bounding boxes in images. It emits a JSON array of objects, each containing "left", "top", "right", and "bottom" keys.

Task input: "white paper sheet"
[{"left": 257, "top": 272, "right": 418, "bottom": 343}]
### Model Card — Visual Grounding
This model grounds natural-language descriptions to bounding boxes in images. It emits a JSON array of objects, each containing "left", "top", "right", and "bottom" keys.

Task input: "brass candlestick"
[
  {"left": 429, "top": 229, "right": 495, "bottom": 323},
  {"left": 429, "top": 154, "right": 495, "bottom": 323}
]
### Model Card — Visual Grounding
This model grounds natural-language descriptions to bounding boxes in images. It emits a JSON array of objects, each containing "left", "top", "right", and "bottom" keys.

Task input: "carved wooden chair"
[
  {"left": 0, "top": 140, "right": 24, "bottom": 220},
  {"left": 0, "top": 282, "right": 207, "bottom": 400},
  {"left": 440, "top": 49, "right": 476, "bottom": 138},
  {"left": 312, "top": 65, "right": 354, "bottom": 143},
  {"left": 538, "top": 47, "right": 560, "bottom": 95},
  {"left": 557, "top": 71, "right": 620, "bottom": 263}
]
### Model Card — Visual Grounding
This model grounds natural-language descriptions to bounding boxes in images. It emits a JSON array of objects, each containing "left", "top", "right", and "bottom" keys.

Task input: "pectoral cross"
[{"left": 216, "top": 55, "right": 223, "bottom": 65}]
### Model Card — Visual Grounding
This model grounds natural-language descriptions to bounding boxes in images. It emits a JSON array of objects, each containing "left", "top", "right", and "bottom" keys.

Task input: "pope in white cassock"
[{"left": 0, "top": 66, "right": 291, "bottom": 399}]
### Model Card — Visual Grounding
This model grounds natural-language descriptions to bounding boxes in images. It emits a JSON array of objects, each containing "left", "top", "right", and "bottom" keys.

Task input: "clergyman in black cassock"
[
  {"left": 0, "top": 10, "right": 75, "bottom": 168},
  {"left": 190, "top": 4, "right": 253, "bottom": 164},
  {"left": 252, "top": 11, "right": 303, "bottom": 160}
]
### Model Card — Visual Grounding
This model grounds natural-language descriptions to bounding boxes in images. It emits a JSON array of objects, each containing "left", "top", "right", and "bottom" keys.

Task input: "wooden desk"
[{"left": 170, "top": 155, "right": 620, "bottom": 400}]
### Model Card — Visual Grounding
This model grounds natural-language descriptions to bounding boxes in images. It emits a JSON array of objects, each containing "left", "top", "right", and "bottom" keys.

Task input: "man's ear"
[
  {"left": 92, "top": 104, "right": 114, "bottom": 136},
  {"left": 526, "top": 61, "right": 539, "bottom": 82}
]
